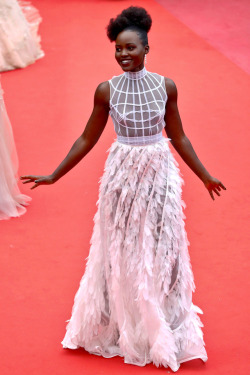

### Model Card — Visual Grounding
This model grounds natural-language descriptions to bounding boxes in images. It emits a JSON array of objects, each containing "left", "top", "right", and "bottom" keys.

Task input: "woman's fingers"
[
  {"left": 20, "top": 175, "right": 38, "bottom": 183},
  {"left": 220, "top": 182, "right": 226, "bottom": 190},
  {"left": 31, "top": 183, "right": 40, "bottom": 190},
  {"left": 20, "top": 175, "right": 36, "bottom": 180},
  {"left": 209, "top": 190, "right": 215, "bottom": 200},
  {"left": 208, "top": 185, "right": 221, "bottom": 198},
  {"left": 22, "top": 179, "right": 34, "bottom": 184},
  {"left": 213, "top": 188, "right": 221, "bottom": 196},
  {"left": 30, "top": 178, "right": 46, "bottom": 189}
]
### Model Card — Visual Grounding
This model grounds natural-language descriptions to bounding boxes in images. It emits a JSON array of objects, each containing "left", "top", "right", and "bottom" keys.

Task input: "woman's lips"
[{"left": 121, "top": 60, "right": 132, "bottom": 66}]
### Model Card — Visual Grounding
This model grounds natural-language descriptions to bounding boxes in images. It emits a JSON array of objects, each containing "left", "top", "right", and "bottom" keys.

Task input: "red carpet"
[
  {"left": 156, "top": 0, "right": 250, "bottom": 74},
  {"left": 0, "top": 1, "right": 249, "bottom": 374}
]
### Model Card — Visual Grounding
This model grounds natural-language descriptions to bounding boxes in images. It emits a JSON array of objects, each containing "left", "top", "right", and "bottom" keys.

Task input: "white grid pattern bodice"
[{"left": 109, "top": 67, "right": 168, "bottom": 146}]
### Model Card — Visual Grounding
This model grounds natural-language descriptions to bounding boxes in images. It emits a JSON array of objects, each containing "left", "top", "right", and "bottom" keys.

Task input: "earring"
[{"left": 144, "top": 54, "right": 147, "bottom": 65}]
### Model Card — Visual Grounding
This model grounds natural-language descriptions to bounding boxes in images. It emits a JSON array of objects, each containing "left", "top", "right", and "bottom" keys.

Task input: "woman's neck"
[{"left": 124, "top": 66, "right": 147, "bottom": 80}]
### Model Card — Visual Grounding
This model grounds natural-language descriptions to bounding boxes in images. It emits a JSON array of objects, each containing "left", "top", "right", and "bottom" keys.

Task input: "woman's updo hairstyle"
[{"left": 107, "top": 6, "right": 152, "bottom": 46}]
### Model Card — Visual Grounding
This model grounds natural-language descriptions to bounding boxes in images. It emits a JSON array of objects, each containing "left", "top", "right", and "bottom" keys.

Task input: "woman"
[
  {"left": 0, "top": 81, "right": 31, "bottom": 219},
  {"left": 0, "top": 0, "right": 44, "bottom": 72},
  {"left": 21, "top": 7, "right": 226, "bottom": 372}
]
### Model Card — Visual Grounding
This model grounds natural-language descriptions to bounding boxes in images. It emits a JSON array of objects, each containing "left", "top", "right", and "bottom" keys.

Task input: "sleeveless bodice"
[{"left": 109, "top": 67, "right": 168, "bottom": 146}]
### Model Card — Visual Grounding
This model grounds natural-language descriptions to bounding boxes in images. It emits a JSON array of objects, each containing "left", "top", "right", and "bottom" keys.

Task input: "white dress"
[
  {"left": 0, "top": 0, "right": 44, "bottom": 72},
  {"left": 0, "top": 82, "right": 31, "bottom": 219},
  {"left": 62, "top": 67, "right": 208, "bottom": 372}
]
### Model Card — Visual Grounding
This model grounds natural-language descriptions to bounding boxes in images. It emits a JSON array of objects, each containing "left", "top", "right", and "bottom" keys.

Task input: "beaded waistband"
[{"left": 117, "top": 132, "right": 163, "bottom": 146}]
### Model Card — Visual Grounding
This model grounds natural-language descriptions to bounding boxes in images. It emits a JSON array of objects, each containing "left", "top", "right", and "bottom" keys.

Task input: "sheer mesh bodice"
[{"left": 109, "top": 67, "right": 168, "bottom": 146}]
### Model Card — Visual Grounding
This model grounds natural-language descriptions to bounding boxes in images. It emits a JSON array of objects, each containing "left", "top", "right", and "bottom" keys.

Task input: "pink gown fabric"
[
  {"left": 0, "top": 82, "right": 30, "bottom": 219},
  {"left": 0, "top": 0, "right": 44, "bottom": 72},
  {"left": 62, "top": 68, "right": 208, "bottom": 372}
]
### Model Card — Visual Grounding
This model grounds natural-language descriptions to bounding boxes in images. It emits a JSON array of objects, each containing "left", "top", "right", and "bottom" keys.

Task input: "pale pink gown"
[
  {"left": 0, "top": 0, "right": 44, "bottom": 72},
  {"left": 62, "top": 68, "right": 208, "bottom": 372},
  {"left": 0, "top": 82, "right": 30, "bottom": 219}
]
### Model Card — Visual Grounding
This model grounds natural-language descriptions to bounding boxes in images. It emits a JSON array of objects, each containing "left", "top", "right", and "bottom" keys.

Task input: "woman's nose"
[{"left": 121, "top": 48, "right": 128, "bottom": 57}]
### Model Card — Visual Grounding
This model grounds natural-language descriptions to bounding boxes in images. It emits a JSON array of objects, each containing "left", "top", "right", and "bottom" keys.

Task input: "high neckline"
[{"left": 124, "top": 67, "right": 147, "bottom": 80}]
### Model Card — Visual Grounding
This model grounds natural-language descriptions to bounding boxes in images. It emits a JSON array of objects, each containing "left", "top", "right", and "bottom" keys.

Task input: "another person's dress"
[
  {"left": 62, "top": 68, "right": 208, "bottom": 372},
  {"left": 0, "top": 82, "right": 30, "bottom": 219},
  {"left": 0, "top": 0, "right": 44, "bottom": 72}
]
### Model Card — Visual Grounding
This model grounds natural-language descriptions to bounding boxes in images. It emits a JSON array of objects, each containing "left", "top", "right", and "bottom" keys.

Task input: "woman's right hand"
[{"left": 20, "top": 175, "right": 55, "bottom": 189}]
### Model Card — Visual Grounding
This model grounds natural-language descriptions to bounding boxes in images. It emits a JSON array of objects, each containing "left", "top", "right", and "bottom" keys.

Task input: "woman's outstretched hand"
[
  {"left": 203, "top": 176, "right": 226, "bottom": 200},
  {"left": 20, "top": 175, "right": 55, "bottom": 189}
]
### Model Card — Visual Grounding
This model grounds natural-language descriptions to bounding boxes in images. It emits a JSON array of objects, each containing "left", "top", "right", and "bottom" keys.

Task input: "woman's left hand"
[
  {"left": 20, "top": 175, "right": 55, "bottom": 189},
  {"left": 203, "top": 176, "right": 226, "bottom": 200}
]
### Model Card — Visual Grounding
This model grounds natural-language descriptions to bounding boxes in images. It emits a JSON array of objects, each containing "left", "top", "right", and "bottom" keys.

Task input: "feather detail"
[{"left": 61, "top": 139, "right": 207, "bottom": 369}]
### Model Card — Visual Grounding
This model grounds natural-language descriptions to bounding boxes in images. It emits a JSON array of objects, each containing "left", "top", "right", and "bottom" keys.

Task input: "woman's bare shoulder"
[
  {"left": 164, "top": 77, "right": 178, "bottom": 100},
  {"left": 95, "top": 81, "right": 110, "bottom": 106}
]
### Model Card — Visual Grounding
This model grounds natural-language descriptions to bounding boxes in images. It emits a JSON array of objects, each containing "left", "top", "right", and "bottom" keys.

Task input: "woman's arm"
[
  {"left": 164, "top": 78, "right": 226, "bottom": 200},
  {"left": 21, "top": 81, "right": 110, "bottom": 189}
]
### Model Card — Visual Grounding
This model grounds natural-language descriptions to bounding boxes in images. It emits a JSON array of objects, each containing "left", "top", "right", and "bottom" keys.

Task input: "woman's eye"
[
  {"left": 128, "top": 46, "right": 134, "bottom": 51},
  {"left": 116, "top": 48, "right": 121, "bottom": 52}
]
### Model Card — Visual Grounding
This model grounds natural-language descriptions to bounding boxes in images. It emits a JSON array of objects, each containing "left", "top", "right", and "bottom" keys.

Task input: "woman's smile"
[{"left": 120, "top": 59, "right": 132, "bottom": 66}]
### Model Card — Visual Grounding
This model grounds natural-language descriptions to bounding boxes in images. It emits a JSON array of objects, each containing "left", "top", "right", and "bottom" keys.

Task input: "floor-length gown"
[
  {"left": 62, "top": 67, "right": 208, "bottom": 372},
  {"left": 0, "top": 82, "right": 30, "bottom": 219},
  {"left": 0, "top": 0, "right": 44, "bottom": 72}
]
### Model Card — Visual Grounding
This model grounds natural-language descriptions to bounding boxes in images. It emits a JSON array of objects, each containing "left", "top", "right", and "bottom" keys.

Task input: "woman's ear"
[{"left": 145, "top": 45, "right": 150, "bottom": 54}]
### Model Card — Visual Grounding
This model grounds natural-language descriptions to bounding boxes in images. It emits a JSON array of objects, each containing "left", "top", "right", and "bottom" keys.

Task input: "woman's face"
[{"left": 115, "top": 30, "right": 149, "bottom": 72}]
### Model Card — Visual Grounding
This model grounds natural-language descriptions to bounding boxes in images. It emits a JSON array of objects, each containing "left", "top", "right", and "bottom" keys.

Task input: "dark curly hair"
[{"left": 107, "top": 6, "right": 152, "bottom": 46}]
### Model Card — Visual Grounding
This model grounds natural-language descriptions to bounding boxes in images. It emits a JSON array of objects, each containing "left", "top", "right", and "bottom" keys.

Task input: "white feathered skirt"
[{"left": 62, "top": 138, "right": 207, "bottom": 372}]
